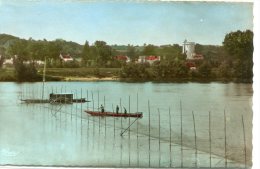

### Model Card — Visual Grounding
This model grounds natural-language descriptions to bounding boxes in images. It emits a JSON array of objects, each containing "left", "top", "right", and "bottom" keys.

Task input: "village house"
[
  {"left": 138, "top": 55, "right": 160, "bottom": 64},
  {"left": 59, "top": 53, "right": 74, "bottom": 62},
  {"left": 23, "top": 60, "right": 45, "bottom": 66},
  {"left": 186, "top": 54, "right": 204, "bottom": 70},
  {"left": 183, "top": 39, "right": 204, "bottom": 70},
  {"left": 2, "top": 57, "right": 13, "bottom": 67},
  {"left": 115, "top": 55, "right": 131, "bottom": 63},
  {"left": 2, "top": 54, "right": 45, "bottom": 67}
]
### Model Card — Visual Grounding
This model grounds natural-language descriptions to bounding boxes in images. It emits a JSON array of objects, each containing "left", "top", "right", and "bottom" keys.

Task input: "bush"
[
  {"left": 120, "top": 63, "right": 150, "bottom": 79},
  {"left": 151, "top": 60, "right": 189, "bottom": 79},
  {"left": 14, "top": 59, "right": 40, "bottom": 82},
  {"left": 197, "top": 61, "right": 212, "bottom": 78}
]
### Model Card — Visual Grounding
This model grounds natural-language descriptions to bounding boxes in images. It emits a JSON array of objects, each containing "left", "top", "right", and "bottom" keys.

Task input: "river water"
[{"left": 0, "top": 81, "right": 253, "bottom": 167}]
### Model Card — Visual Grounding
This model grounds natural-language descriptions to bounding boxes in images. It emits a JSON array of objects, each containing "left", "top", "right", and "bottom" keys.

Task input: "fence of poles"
[{"left": 21, "top": 86, "right": 250, "bottom": 168}]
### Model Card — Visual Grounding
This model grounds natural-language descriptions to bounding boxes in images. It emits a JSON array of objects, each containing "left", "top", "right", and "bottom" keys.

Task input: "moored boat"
[
  {"left": 85, "top": 110, "right": 143, "bottom": 118},
  {"left": 21, "top": 93, "right": 89, "bottom": 104}
]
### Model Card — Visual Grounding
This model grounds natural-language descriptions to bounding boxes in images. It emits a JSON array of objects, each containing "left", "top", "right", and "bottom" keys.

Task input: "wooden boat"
[
  {"left": 85, "top": 110, "right": 143, "bottom": 118},
  {"left": 21, "top": 99, "right": 50, "bottom": 103}
]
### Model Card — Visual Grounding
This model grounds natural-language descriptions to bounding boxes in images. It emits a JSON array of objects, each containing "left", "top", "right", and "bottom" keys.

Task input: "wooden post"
[
  {"left": 92, "top": 91, "right": 94, "bottom": 111},
  {"left": 158, "top": 108, "right": 161, "bottom": 167},
  {"left": 120, "top": 97, "right": 122, "bottom": 166},
  {"left": 87, "top": 90, "right": 89, "bottom": 136},
  {"left": 209, "top": 111, "right": 212, "bottom": 168},
  {"left": 224, "top": 110, "right": 227, "bottom": 168},
  {"left": 104, "top": 96, "right": 106, "bottom": 108},
  {"left": 192, "top": 111, "right": 197, "bottom": 168},
  {"left": 98, "top": 91, "right": 100, "bottom": 137},
  {"left": 87, "top": 90, "right": 89, "bottom": 110},
  {"left": 91, "top": 91, "right": 95, "bottom": 149},
  {"left": 104, "top": 95, "right": 106, "bottom": 138},
  {"left": 104, "top": 96, "right": 107, "bottom": 160},
  {"left": 137, "top": 93, "right": 139, "bottom": 167},
  {"left": 242, "top": 115, "right": 247, "bottom": 168},
  {"left": 80, "top": 88, "right": 83, "bottom": 137},
  {"left": 120, "top": 98, "right": 122, "bottom": 130},
  {"left": 75, "top": 91, "right": 78, "bottom": 135},
  {"left": 128, "top": 95, "right": 131, "bottom": 167},
  {"left": 112, "top": 104, "right": 115, "bottom": 140},
  {"left": 42, "top": 57, "right": 46, "bottom": 100},
  {"left": 169, "top": 108, "right": 172, "bottom": 167},
  {"left": 137, "top": 93, "right": 139, "bottom": 112},
  {"left": 148, "top": 100, "right": 151, "bottom": 167},
  {"left": 104, "top": 95, "right": 106, "bottom": 147},
  {"left": 180, "top": 100, "right": 183, "bottom": 168},
  {"left": 70, "top": 90, "right": 73, "bottom": 130},
  {"left": 87, "top": 90, "right": 90, "bottom": 150},
  {"left": 59, "top": 88, "right": 62, "bottom": 130},
  {"left": 64, "top": 87, "right": 67, "bottom": 129}
]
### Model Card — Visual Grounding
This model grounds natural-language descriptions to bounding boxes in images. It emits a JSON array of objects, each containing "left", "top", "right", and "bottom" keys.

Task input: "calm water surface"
[{"left": 0, "top": 81, "right": 253, "bottom": 167}]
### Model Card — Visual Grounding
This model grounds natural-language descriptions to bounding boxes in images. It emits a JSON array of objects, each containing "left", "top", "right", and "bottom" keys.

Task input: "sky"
[{"left": 0, "top": 0, "right": 253, "bottom": 46}]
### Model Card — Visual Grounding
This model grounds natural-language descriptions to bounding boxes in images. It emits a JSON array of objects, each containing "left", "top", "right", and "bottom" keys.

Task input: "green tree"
[
  {"left": 142, "top": 44, "right": 157, "bottom": 56},
  {"left": 81, "top": 41, "right": 91, "bottom": 66},
  {"left": 94, "top": 41, "right": 112, "bottom": 66},
  {"left": 7, "top": 39, "right": 29, "bottom": 60},
  {"left": 126, "top": 45, "right": 137, "bottom": 60},
  {"left": 217, "top": 61, "right": 233, "bottom": 78},
  {"left": 198, "top": 61, "right": 212, "bottom": 78},
  {"left": 0, "top": 55, "right": 4, "bottom": 68},
  {"left": 223, "top": 30, "right": 253, "bottom": 80},
  {"left": 27, "top": 40, "right": 45, "bottom": 61},
  {"left": 13, "top": 56, "right": 39, "bottom": 82},
  {"left": 47, "top": 40, "right": 62, "bottom": 67}
]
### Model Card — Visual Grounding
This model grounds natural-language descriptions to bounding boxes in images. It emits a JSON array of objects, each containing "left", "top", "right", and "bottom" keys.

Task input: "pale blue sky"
[{"left": 0, "top": 0, "right": 253, "bottom": 45}]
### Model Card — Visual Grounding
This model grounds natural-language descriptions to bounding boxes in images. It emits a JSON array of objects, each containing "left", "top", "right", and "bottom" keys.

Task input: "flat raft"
[
  {"left": 85, "top": 110, "right": 143, "bottom": 118},
  {"left": 21, "top": 98, "right": 89, "bottom": 104}
]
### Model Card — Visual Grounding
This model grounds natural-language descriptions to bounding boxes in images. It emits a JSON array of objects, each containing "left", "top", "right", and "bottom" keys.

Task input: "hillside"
[{"left": 0, "top": 34, "right": 20, "bottom": 49}]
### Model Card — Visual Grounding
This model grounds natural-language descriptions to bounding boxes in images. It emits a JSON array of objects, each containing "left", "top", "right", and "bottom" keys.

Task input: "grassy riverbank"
[
  {"left": 0, "top": 68, "right": 16, "bottom": 81},
  {"left": 0, "top": 67, "right": 121, "bottom": 82},
  {"left": 0, "top": 67, "right": 252, "bottom": 83}
]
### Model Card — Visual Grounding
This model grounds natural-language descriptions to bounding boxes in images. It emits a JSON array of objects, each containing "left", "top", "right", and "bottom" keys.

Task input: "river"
[{"left": 0, "top": 81, "right": 253, "bottom": 167}]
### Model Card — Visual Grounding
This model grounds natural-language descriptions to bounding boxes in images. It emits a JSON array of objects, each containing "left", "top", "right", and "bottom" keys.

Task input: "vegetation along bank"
[{"left": 0, "top": 30, "right": 253, "bottom": 83}]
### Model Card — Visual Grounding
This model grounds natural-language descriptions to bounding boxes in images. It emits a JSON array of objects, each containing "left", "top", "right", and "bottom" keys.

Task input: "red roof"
[
  {"left": 62, "top": 55, "right": 72, "bottom": 59},
  {"left": 115, "top": 56, "right": 128, "bottom": 60},
  {"left": 145, "top": 56, "right": 160, "bottom": 60},
  {"left": 186, "top": 61, "right": 196, "bottom": 68}
]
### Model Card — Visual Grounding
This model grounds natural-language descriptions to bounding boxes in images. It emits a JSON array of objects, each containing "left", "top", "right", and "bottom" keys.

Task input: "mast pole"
[{"left": 42, "top": 56, "right": 46, "bottom": 100}]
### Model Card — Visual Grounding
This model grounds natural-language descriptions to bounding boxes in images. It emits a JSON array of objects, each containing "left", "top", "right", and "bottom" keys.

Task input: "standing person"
[
  {"left": 100, "top": 104, "right": 104, "bottom": 113},
  {"left": 124, "top": 107, "right": 127, "bottom": 114},
  {"left": 116, "top": 105, "right": 119, "bottom": 114}
]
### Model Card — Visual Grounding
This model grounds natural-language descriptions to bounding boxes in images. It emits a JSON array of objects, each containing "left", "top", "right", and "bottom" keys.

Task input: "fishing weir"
[{"left": 18, "top": 84, "right": 251, "bottom": 168}]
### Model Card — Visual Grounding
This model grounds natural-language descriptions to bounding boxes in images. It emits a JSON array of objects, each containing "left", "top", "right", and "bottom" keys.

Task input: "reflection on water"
[{"left": 0, "top": 82, "right": 252, "bottom": 167}]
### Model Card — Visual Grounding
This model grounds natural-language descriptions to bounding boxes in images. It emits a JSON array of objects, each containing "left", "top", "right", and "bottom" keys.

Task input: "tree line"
[
  {"left": 0, "top": 30, "right": 253, "bottom": 82},
  {"left": 120, "top": 30, "right": 253, "bottom": 82}
]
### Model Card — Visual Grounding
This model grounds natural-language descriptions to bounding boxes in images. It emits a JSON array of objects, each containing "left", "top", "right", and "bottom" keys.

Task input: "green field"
[
  {"left": 0, "top": 67, "right": 121, "bottom": 81},
  {"left": 0, "top": 68, "right": 16, "bottom": 81}
]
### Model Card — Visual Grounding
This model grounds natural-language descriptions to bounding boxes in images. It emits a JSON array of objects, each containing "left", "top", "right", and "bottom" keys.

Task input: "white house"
[
  {"left": 138, "top": 55, "right": 160, "bottom": 64},
  {"left": 3, "top": 58, "right": 14, "bottom": 65},
  {"left": 59, "top": 54, "right": 73, "bottom": 62}
]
